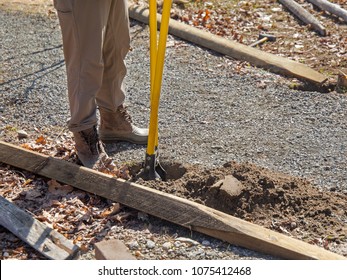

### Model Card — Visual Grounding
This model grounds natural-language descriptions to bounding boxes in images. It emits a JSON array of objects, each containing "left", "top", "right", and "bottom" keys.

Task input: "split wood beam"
[
  {"left": 128, "top": 4, "right": 327, "bottom": 84},
  {"left": 279, "top": 0, "right": 327, "bottom": 36},
  {"left": 307, "top": 0, "right": 347, "bottom": 22},
  {"left": 0, "top": 195, "right": 80, "bottom": 260},
  {"left": 0, "top": 140, "right": 345, "bottom": 260}
]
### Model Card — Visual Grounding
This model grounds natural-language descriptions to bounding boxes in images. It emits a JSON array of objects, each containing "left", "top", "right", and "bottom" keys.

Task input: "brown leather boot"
[
  {"left": 99, "top": 105, "right": 148, "bottom": 144},
  {"left": 73, "top": 126, "right": 113, "bottom": 169}
]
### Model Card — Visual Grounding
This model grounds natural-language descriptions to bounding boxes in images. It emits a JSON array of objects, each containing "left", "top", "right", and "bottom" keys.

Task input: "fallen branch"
[
  {"left": 129, "top": 4, "right": 327, "bottom": 84},
  {"left": 0, "top": 140, "right": 345, "bottom": 260},
  {"left": 307, "top": 0, "right": 347, "bottom": 22},
  {"left": 279, "top": 0, "right": 327, "bottom": 36},
  {"left": 0, "top": 195, "right": 80, "bottom": 260}
]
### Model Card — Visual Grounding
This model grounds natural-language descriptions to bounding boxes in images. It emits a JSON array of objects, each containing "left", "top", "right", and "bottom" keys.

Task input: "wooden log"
[
  {"left": 128, "top": 4, "right": 327, "bottom": 84},
  {"left": 0, "top": 140, "right": 345, "bottom": 260},
  {"left": 0, "top": 195, "right": 80, "bottom": 260},
  {"left": 278, "top": 0, "right": 327, "bottom": 36},
  {"left": 307, "top": 0, "right": 347, "bottom": 22}
]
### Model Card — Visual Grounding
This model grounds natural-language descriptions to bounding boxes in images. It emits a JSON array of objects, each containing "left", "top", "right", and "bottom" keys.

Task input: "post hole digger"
[{"left": 143, "top": 0, "right": 173, "bottom": 180}]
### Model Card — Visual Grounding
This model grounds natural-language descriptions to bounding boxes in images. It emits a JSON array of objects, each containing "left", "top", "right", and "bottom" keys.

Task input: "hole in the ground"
[{"left": 128, "top": 161, "right": 187, "bottom": 180}]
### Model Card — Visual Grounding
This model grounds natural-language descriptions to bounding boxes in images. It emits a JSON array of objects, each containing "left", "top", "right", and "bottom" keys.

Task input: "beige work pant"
[{"left": 54, "top": 0, "right": 130, "bottom": 132}]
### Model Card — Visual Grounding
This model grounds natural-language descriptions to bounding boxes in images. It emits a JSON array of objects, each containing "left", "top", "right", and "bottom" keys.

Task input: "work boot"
[
  {"left": 73, "top": 126, "right": 113, "bottom": 169},
  {"left": 99, "top": 105, "right": 148, "bottom": 144}
]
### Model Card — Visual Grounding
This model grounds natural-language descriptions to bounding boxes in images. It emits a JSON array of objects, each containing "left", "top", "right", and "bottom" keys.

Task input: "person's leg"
[
  {"left": 97, "top": 0, "right": 148, "bottom": 144},
  {"left": 96, "top": 0, "right": 129, "bottom": 110},
  {"left": 54, "top": 0, "right": 112, "bottom": 133},
  {"left": 54, "top": 0, "right": 113, "bottom": 168}
]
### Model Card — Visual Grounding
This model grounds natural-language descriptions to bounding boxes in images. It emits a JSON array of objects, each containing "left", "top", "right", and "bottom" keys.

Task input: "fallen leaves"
[
  {"left": 35, "top": 135, "right": 46, "bottom": 145},
  {"left": 0, "top": 130, "right": 139, "bottom": 259},
  {"left": 47, "top": 179, "right": 74, "bottom": 196}
]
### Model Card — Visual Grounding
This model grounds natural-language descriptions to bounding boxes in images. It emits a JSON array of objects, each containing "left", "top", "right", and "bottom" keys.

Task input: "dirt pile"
[{"left": 133, "top": 160, "right": 347, "bottom": 256}]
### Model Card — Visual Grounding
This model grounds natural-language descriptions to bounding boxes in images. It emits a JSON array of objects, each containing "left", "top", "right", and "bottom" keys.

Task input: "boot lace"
[
  {"left": 118, "top": 105, "right": 133, "bottom": 123},
  {"left": 80, "top": 126, "right": 102, "bottom": 155}
]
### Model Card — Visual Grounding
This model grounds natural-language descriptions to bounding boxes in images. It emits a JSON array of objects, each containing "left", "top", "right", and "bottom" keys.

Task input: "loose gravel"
[
  {"left": 1, "top": 9, "right": 346, "bottom": 260},
  {"left": 1, "top": 9, "right": 346, "bottom": 191}
]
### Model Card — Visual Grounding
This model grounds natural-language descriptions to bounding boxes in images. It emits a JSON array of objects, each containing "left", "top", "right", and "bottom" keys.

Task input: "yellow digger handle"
[
  {"left": 147, "top": 0, "right": 172, "bottom": 155},
  {"left": 149, "top": 0, "right": 157, "bottom": 90},
  {"left": 149, "top": 0, "right": 159, "bottom": 150}
]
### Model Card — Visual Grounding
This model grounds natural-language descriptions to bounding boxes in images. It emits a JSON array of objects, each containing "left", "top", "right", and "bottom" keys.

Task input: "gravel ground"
[{"left": 1, "top": 9, "right": 346, "bottom": 260}]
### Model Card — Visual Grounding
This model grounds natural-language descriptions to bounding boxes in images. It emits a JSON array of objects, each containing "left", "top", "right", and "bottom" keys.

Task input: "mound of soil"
[{"left": 132, "top": 160, "right": 347, "bottom": 256}]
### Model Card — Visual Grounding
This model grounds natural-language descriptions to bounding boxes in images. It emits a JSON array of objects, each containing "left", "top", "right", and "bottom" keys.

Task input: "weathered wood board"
[{"left": 0, "top": 195, "right": 80, "bottom": 260}]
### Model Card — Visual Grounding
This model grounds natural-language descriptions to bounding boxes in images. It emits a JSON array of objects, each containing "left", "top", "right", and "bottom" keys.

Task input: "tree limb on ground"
[
  {"left": 307, "top": 0, "right": 347, "bottom": 22},
  {"left": 279, "top": 0, "right": 327, "bottom": 36}
]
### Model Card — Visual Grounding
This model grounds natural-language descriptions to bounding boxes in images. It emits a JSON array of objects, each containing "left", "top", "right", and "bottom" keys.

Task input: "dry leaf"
[
  {"left": 111, "top": 212, "right": 132, "bottom": 223},
  {"left": 36, "top": 135, "right": 47, "bottom": 145},
  {"left": 73, "top": 236, "right": 83, "bottom": 244},
  {"left": 48, "top": 179, "right": 74, "bottom": 195},
  {"left": 100, "top": 203, "right": 121, "bottom": 218},
  {"left": 23, "top": 179, "right": 33, "bottom": 186},
  {"left": 20, "top": 143, "right": 33, "bottom": 151},
  {"left": 25, "top": 189, "right": 42, "bottom": 200},
  {"left": 80, "top": 244, "right": 89, "bottom": 252},
  {"left": 77, "top": 222, "right": 87, "bottom": 232}
]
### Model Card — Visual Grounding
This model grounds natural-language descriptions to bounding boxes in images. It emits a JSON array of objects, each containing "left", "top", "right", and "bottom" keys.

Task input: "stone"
[
  {"left": 94, "top": 239, "right": 136, "bottom": 260},
  {"left": 146, "top": 240, "right": 156, "bottom": 249},
  {"left": 162, "top": 242, "right": 172, "bottom": 250},
  {"left": 128, "top": 240, "right": 139, "bottom": 250},
  {"left": 175, "top": 237, "right": 199, "bottom": 246},
  {"left": 211, "top": 175, "right": 245, "bottom": 198},
  {"left": 17, "top": 129, "right": 28, "bottom": 139}
]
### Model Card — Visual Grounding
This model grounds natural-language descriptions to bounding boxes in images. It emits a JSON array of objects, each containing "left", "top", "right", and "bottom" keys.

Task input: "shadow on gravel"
[{"left": 0, "top": 59, "right": 65, "bottom": 87}]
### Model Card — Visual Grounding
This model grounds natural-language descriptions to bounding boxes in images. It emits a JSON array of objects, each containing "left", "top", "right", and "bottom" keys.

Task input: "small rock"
[
  {"left": 187, "top": 251, "right": 196, "bottom": 258},
  {"left": 128, "top": 241, "right": 139, "bottom": 250},
  {"left": 17, "top": 129, "right": 28, "bottom": 139},
  {"left": 211, "top": 145, "right": 223, "bottom": 150},
  {"left": 3, "top": 251, "right": 9, "bottom": 258},
  {"left": 175, "top": 237, "right": 199, "bottom": 246},
  {"left": 290, "top": 222, "right": 297, "bottom": 229},
  {"left": 174, "top": 241, "right": 183, "bottom": 248},
  {"left": 146, "top": 240, "right": 156, "bottom": 249},
  {"left": 202, "top": 240, "right": 211, "bottom": 246},
  {"left": 210, "top": 175, "right": 245, "bottom": 198},
  {"left": 134, "top": 250, "right": 143, "bottom": 257},
  {"left": 95, "top": 239, "right": 136, "bottom": 260},
  {"left": 206, "top": 251, "right": 217, "bottom": 258},
  {"left": 162, "top": 242, "right": 172, "bottom": 250},
  {"left": 196, "top": 248, "right": 205, "bottom": 256}
]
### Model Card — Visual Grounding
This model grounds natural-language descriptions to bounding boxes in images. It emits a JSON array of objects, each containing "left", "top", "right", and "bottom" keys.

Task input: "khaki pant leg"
[
  {"left": 54, "top": 0, "right": 112, "bottom": 132},
  {"left": 96, "top": 0, "right": 130, "bottom": 112}
]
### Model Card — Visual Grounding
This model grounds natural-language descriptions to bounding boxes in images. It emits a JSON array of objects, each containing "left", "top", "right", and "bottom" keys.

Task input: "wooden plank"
[
  {"left": 0, "top": 140, "right": 345, "bottom": 260},
  {"left": 279, "top": 0, "right": 327, "bottom": 36},
  {"left": 307, "top": 0, "right": 347, "bottom": 22},
  {"left": 128, "top": 4, "right": 327, "bottom": 84},
  {"left": 0, "top": 195, "right": 80, "bottom": 260}
]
